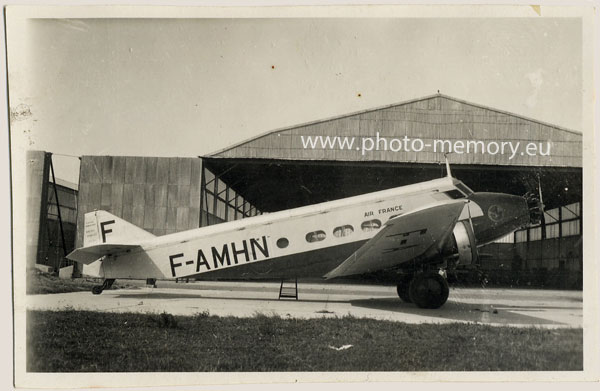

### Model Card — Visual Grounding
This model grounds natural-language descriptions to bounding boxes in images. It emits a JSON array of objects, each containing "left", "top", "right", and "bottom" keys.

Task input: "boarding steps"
[{"left": 279, "top": 279, "right": 298, "bottom": 300}]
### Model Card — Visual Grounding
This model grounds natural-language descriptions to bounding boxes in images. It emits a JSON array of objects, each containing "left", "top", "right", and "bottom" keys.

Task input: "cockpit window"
[
  {"left": 443, "top": 190, "right": 465, "bottom": 199},
  {"left": 456, "top": 182, "right": 474, "bottom": 196}
]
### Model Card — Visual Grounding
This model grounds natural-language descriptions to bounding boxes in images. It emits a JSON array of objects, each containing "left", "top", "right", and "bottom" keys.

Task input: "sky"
[{"left": 7, "top": 15, "right": 583, "bottom": 183}]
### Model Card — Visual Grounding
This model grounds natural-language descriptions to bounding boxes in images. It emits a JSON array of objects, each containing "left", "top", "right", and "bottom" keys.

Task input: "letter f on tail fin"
[
  {"left": 83, "top": 210, "right": 155, "bottom": 246},
  {"left": 68, "top": 211, "right": 156, "bottom": 266}
]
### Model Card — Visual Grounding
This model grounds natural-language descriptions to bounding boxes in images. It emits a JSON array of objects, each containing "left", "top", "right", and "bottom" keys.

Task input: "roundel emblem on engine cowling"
[{"left": 487, "top": 204, "right": 505, "bottom": 222}]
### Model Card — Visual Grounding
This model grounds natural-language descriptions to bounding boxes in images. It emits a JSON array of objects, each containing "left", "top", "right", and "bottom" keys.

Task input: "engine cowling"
[{"left": 443, "top": 220, "right": 479, "bottom": 266}]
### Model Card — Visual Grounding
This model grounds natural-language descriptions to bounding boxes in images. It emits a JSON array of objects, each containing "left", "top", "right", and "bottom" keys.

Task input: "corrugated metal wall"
[
  {"left": 76, "top": 156, "right": 202, "bottom": 247},
  {"left": 212, "top": 95, "right": 582, "bottom": 167}
]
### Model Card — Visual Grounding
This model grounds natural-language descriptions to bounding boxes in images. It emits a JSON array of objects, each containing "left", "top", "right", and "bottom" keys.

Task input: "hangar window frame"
[{"left": 201, "top": 166, "right": 261, "bottom": 226}]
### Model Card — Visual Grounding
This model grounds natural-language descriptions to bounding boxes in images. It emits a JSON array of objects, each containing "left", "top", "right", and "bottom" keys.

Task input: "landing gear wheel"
[
  {"left": 92, "top": 285, "right": 104, "bottom": 295},
  {"left": 396, "top": 283, "right": 412, "bottom": 303},
  {"left": 91, "top": 279, "right": 115, "bottom": 295},
  {"left": 409, "top": 273, "right": 449, "bottom": 309}
]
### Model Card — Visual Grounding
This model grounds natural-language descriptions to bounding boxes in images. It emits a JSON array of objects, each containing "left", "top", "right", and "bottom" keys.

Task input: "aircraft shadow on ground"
[
  {"left": 349, "top": 298, "right": 562, "bottom": 325},
  {"left": 114, "top": 292, "right": 208, "bottom": 300},
  {"left": 113, "top": 292, "right": 563, "bottom": 325},
  {"left": 114, "top": 291, "right": 353, "bottom": 304}
]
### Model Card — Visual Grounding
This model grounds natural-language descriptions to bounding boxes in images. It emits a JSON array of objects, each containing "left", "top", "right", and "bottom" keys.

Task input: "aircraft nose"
[
  {"left": 468, "top": 192, "right": 533, "bottom": 244},
  {"left": 470, "top": 192, "right": 531, "bottom": 230}
]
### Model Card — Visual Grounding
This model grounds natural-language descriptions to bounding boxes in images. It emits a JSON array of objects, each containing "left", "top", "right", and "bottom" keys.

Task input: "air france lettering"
[
  {"left": 168, "top": 236, "right": 270, "bottom": 277},
  {"left": 378, "top": 205, "right": 403, "bottom": 215}
]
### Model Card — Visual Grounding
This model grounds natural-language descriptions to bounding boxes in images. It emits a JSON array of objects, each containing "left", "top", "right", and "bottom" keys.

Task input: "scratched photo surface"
[{"left": 7, "top": 7, "right": 594, "bottom": 388}]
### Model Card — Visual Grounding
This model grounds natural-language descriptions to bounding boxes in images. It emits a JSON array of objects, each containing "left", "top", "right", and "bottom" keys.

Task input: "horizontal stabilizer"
[{"left": 66, "top": 244, "right": 141, "bottom": 265}]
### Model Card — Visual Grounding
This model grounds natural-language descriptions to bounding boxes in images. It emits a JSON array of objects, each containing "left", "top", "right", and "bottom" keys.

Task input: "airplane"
[{"left": 67, "top": 161, "right": 542, "bottom": 309}]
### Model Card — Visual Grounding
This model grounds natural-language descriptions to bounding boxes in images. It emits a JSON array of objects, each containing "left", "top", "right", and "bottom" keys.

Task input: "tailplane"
[{"left": 70, "top": 211, "right": 157, "bottom": 292}]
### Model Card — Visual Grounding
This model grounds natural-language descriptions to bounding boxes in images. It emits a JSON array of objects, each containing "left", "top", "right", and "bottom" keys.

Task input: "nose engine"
[{"left": 442, "top": 220, "right": 478, "bottom": 266}]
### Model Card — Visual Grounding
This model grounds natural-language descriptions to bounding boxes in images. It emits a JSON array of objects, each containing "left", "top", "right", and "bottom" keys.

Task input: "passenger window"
[
  {"left": 361, "top": 219, "right": 382, "bottom": 232},
  {"left": 306, "top": 230, "right": 326, "bottom": 243},
  {"left": 333, "top": 225, "right": 354, "bottom": 238},
  {"left": 276, "top": 238, "right": 289, "bottom": 248}
]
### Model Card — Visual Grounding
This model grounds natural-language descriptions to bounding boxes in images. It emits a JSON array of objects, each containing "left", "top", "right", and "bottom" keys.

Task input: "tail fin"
[{"left": 83, "top": 210, "right": 155, "bottom": 246}]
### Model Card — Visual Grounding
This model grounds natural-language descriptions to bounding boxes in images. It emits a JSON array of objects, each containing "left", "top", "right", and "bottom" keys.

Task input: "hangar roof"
[{"left": 207, "top": 94, "right": 581, "bottom": 168}]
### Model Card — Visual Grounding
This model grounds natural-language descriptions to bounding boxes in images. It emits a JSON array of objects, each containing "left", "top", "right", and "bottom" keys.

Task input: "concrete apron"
[{"left": 24, "top": 281, "right": 583, "bottom": 329}]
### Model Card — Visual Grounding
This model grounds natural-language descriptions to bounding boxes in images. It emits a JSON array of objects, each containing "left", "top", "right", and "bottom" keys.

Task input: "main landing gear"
[
  {"left": 92, "top": 279, "right": 115, "bottom": 295},
  {"left": 396, "top": 272, "right": 449, "bottom": 309}
]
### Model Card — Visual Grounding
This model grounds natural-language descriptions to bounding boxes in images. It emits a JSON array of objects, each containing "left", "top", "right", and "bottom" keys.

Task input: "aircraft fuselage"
[{"left": 88, "top": 176, "right": 533, "bottom": 280}]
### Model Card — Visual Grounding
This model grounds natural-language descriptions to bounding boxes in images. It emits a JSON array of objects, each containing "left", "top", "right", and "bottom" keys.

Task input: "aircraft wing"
[
  {"left": 66, "top": 244, "right": 141, "bottom": 265},
  {"left": 324, "top": 200, "right": 466, "bottom": 279}
]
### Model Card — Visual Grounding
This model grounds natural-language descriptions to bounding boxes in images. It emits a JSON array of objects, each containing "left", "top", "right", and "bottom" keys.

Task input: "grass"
[
  {"left": 26, "top": 269, "right": 138, "bottom": 295},
  {"left": 26, "top": 309, "right": 583, "bottom": 372}
]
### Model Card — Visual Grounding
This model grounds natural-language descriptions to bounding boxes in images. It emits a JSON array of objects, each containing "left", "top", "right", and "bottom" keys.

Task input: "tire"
[
  {"left": 409, "top": 273, "right": 449, "bottom": 309},
  {"left": 92, "top": 285, "right": 103, "bottom": 295},
  {"left": 396, "top": 283, "right": 412, "bottom": 303}
]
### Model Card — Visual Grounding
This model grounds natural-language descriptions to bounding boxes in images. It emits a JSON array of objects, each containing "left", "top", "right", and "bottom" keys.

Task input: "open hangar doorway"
[{"left": 202, "top": 157, "right": 582, "bottom": 289}]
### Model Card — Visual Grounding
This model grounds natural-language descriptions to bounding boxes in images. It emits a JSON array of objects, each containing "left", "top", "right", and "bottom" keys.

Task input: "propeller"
[{"left": 523, "top": 172, "right": 545, "bottom": 226}]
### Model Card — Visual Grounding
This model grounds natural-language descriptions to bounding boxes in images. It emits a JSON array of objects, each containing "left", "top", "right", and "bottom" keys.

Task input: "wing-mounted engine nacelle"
[{"left": 441, "top": 220, "right": 479, "bottom": 266}]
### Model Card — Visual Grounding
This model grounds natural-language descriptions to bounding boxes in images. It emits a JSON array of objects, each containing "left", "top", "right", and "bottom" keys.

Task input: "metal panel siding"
[
  {"left": 132, "top": 204, "right": 145, "bottom": 227},
  {"left": 124, "top": 157, "right": 136, "bottom": 184},
  {"left": 156, "top": 158, "right": 169, "bottom": 182},
  {"left": 166, "top": 207, "right": 177, "bottom": 230},
  {"left": 154, "top": 206, "right": 167, "bottom": 229},
  {"left": 144, "top": 184, "right": 155, "bottom": 206},
  {"left": 100, "top": 184, "right": 112, "bottom": 207},
  {"left": 212, "top": 95, "right": 581, "bottom": 167},
  {"left": 176, "top": 207, "right": 189, "bottom": 230},
  {"left": 178, "top": 185, "right": 190, "bottom": 206},
  {"left": 155, "top": 184, "right": 168, "bottom": 207},
  {"left": 167, "top": 185, "right": 178, "bottom": 208},
  {"left": 132, "top": 157, "right": 144, "bottom": 185},
  {"left": 168, "top": 158, "right": 178, "bottom": 184},
  {"left": 112, "top": 156, "right": 126, "bottom": 184},
  {"left": 143, "top": 207, "right": 155, "bottom": 230},
  {"left": 76, "top": 156, "right": 203, "bottom": 247},
  {"left": 178, "top": 158, "right": 191, "bottom": 186},
  {"left": 144, "top": 157, "right": 157, "bottom": 184},
  {"left": 133, "top": 184, "right": 145, "bottom": 205},
  {"left": 123, "top": 184, "right": 134, "bottom": 206},
  {"left": 101, "top": 156, "right": 113, "bottom": 184}
]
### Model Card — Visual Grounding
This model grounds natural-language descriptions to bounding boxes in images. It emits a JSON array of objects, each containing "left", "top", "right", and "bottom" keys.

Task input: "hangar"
[
  {"left": 71, "top": 94, "right": 582, "bottom": 288},
  {"left": 26, "top": 151, "right": 78, "bottom": 275}
]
